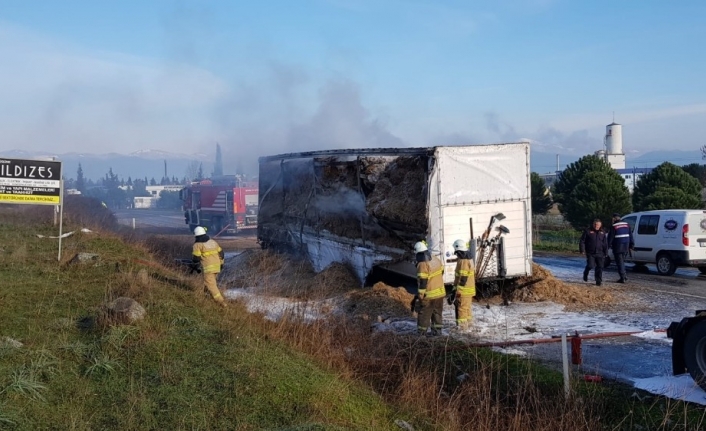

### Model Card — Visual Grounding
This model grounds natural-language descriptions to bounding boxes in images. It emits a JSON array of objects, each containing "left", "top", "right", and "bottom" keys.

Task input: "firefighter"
[
  {"left": 451, "top": 239, "right": 475, "bottom": 330},
  {"left": 414, "top": 240, "right": 445, "bottom": 336},
  {"left": 192, "top": 226, "right": 228, "bottom": 307}
]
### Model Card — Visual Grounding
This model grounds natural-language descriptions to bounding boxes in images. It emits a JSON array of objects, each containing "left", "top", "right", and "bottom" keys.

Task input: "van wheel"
[
  {"left": 656, "top": 253, "right": 677, "bottom": 276},
  {"left": 684, "top": 320, "right": 706, "bottom": 391}
]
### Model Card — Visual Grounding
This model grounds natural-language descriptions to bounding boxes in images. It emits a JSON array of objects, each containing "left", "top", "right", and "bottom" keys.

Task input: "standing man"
[
  {"left": 579, "top": 219, "right": 608, "bottom": 286},
  {"left": 451, "top": 239, "right": 475, "bottom": 330},
  {"left": 608, "top": 213, "right": 634, "bottom": 283},
  {"left": 192, "top": 226, "right": 228, "bottom": 308},
  {"left": 414, "top": 241, "right": 445, "bottom": 336}
]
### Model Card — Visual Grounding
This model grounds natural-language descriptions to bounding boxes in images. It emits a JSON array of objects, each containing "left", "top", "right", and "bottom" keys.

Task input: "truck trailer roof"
[{"left": 258, "top": 142, "right": 526, "bottom": 163}]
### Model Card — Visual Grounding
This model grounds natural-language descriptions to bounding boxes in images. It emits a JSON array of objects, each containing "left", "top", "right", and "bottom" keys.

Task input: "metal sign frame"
[{"left": 0, "top": 157, "right": 64, "bottom": 260}]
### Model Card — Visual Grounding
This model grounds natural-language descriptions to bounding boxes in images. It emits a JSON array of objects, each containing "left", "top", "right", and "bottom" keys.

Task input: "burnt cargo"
[{"left": 258, "top": 143, "right": 532, "bottom": 285}]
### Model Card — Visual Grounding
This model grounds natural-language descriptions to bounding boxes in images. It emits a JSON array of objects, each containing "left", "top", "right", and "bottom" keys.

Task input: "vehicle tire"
[
  {"left": 683, "top": 320, "right": 706, "bottom": 392},
  {"left": 656, "top": 252, "right": 677, "bottom": 276},
  {"left": 699, "top": 266, "right": 706, "bottom": 275},
  {"left": 604, "top": 257, "right": 611, "bottom": 268}
]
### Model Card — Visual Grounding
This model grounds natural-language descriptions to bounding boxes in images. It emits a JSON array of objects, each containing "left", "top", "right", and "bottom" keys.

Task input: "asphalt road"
[
  {"left": 114, "top": 209, "right": 186, "bottom": 230},
  {"left": 534, "top": 251, "right": 706, "bottom": 311}
]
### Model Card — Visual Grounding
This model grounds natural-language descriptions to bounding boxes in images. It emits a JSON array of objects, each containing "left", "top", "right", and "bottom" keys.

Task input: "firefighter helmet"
[
  {"left": 413, "top": 241, "right": 428, "bottom": 253},
  {"left": 452, "top": 239, "right": 468, "bottom": 252},
  {"left": 194, "top": 226, "right": 207, "bottom": 236}
]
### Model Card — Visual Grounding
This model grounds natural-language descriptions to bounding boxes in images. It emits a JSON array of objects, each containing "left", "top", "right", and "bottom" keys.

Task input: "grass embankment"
[
  {"left": 2, "top": 201, "right": 706, "bottom": 431},
  {"left": 533, "top": 228, "right": 583, "bottom": 253},
  {"left": 0, "top": 212, "right": 399, "bottom": 430}
]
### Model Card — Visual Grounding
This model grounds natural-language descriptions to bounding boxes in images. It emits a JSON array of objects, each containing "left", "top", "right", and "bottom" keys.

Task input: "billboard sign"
[{"left": 0, "top": 157, "right": 62, "bottom": 205}]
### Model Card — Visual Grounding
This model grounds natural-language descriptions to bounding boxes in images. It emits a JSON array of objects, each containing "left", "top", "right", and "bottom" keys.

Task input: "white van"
[{"left": 607, "top": 210, "right": 706, "bottom": 276}]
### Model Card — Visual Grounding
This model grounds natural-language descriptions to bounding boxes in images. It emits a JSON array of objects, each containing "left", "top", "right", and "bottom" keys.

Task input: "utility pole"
[{"left": 556, "top": 154, "right": 560, "bottom": 172}]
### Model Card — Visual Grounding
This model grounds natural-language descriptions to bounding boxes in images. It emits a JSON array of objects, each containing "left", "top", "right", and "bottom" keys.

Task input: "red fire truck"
[{"left": 180, "top": 175, "right": 258, "bottom": 235}]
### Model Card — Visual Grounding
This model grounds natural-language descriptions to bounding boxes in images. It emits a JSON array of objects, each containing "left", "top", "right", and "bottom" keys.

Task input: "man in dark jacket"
[
  {"left": 579, "top": 219, "right": 609, "bottom": 286},
  {"left": 608, "top": 213, "right": 634, "bottom": 283}
]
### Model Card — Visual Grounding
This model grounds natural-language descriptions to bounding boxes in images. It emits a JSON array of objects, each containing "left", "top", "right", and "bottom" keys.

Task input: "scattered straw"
[
  {"left": 342, "top": 282, "right": 415, "bottom": 320},
  {"left": 507, "top": 263, "right": 623, "bottom": 311}
]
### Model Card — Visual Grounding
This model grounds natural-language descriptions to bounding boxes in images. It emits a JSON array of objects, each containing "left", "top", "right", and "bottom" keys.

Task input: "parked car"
[{"left": 606, "top": 210, "right": 706, "bottom": 276}]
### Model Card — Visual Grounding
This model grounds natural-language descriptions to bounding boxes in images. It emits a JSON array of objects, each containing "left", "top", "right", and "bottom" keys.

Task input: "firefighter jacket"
[
  {"left": 453, "top": 251, "right": 476, "bottom": 296},
  {"left": 579, "top": 228, "right": 608, "bottom": 256},
  {"left": 416, "top": 254, "right": 445, "bottom": 300},
  {"left": 608, "top": 221, "right": 634, "bottom": 254},
  {"left": 192, "top": 235, "right": 224, "bottom": 274}
]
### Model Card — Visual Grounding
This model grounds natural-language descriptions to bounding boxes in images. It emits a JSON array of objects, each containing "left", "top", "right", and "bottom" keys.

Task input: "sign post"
[{"left": 0, "top": 157, "right": 64, "bottom": 259}]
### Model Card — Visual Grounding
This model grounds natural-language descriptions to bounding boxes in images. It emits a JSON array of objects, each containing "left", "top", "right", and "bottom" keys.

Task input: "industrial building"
[{"left": 541, "top": 121, "right": 653, "bottom": 193}]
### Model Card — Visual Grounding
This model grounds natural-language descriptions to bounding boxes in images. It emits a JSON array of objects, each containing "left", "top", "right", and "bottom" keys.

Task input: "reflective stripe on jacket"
[
  {"left": 609, "top": 221, "right": 634, "bottom": 253},
  {"left": 193, "top": 239, "right": 223, "bottom": 274},
  {"left": 417, "top": 256, "right": 445, "bottom": 299},
  {"left": 454, "top": 257, "right": 476, "bottom": 296}
]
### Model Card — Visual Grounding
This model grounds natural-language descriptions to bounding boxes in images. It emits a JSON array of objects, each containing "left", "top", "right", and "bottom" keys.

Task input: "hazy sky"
[{"left": 1, "top": 0, "right": 704, "bottom": 172}]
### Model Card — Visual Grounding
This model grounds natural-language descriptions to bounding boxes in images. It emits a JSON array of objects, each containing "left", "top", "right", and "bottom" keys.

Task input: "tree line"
[
  {"left": 531, "top": 156, "right": 704, "bottom": 230},
  {"left": 58, "top": 144, "right": 230, "bottom": 210},
  {"left": 62, "top": 163, "right": 197, "bottom": 210}
]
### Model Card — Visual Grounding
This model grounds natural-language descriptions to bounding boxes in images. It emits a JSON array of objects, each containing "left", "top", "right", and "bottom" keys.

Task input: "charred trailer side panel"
[{"left": 257, "top": 143, "right": 532, "bottom": 285}]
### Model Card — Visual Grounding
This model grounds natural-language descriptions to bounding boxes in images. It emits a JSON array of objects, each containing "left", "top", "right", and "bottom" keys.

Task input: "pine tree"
[
  {"left": 681, "top": 163, "right": 706, "bottom": 187},
  {"left": 552, "top": 155, "right": 631, "bottom": 230},
  {"left": 530, "top": 172, "right": 553, "bottom": 215},
  {"left": 633, "top": 162, "right": 702, "bottom": 211},
  {"left": 76, "top": 163, "right": 85, "bottom": 193},
  {"left": 213, "top": 143, "right": 223, "bottom": 177},
  {"left": 197, "top": 163, "right": 204, "bottom": 180}
]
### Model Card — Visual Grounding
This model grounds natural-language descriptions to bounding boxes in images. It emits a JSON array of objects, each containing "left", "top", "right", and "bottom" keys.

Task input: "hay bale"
[
  {"left": 344, "top": 282, "right": 415, "bottom": 320},
  {"left": 365, "top": 156, "right": 427, "bottom": 227}
]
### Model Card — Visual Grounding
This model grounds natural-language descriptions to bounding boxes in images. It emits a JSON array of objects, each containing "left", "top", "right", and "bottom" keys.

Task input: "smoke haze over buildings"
[{"left": 1, "top": 1, "right": 705, "bottom": 180}]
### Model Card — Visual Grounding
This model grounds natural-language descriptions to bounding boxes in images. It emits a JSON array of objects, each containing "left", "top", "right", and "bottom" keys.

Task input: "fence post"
[{"left": 561, "top": 333, "right": 570, "bottom": 398}]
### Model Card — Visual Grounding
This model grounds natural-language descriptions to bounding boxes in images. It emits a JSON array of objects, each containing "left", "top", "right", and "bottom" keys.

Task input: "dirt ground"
[{"left": 216, "top": 235, "right": 260, "bottom": 251}]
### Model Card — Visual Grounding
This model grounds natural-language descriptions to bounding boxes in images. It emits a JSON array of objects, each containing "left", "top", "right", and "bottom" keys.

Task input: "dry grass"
[
  {"left": 6, "top": 204, "right": 695, "bottom": 430},
  {"left": 211, "top": 249, "right": 615, "bottom": 430},
  {"left": 257, "top": 313, "right": 609, "bottom": 431},
  {"left": 220, "top": 249, "right": 360, "bottom": 299}
]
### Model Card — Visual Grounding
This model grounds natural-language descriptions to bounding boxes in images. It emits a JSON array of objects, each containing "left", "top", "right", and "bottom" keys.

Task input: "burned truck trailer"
[{"left": 257, "top": 143, "right": 532, "bottom": 285}]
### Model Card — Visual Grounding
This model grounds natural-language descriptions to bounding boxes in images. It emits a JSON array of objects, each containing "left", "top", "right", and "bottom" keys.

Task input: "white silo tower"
[{"left": 604, "top": 122, "right": 625, "bottom": 169}]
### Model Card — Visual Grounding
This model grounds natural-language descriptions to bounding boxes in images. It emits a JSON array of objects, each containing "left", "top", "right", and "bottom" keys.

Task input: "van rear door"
[{"left": 687, "top": 211, "right": 706, "bottom": 263}]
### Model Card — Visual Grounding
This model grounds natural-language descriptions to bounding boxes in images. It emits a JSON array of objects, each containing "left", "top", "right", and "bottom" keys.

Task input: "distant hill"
[
  {"left": 2, "top": 147, "right": 702, "bottom": 182},
  {"left": 628, "top": 150, "right": 702, "bottom": 168},
  {"left": 530, "top": 149, "right": 704, "bottom": 173},
  {"left": 0, "top": 150, "right": 213, "bottom": 182},
  {"left": 530, "top": 150, "right": 581, "bottom": 174}
]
